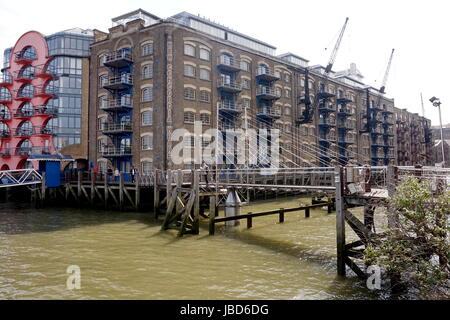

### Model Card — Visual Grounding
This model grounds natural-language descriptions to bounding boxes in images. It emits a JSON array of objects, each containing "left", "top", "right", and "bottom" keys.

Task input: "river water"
[{"left": 0, "top": 197, "right": 383, "bottom": 300}]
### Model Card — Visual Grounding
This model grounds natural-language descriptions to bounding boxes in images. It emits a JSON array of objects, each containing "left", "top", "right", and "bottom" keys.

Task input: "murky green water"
[{"left": 0, "top": 197, "right": 382, "bottom": 300}]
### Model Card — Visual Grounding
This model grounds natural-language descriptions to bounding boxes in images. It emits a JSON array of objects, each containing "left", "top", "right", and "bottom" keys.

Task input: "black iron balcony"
[
  {"left": 217, "top": 78, "right": 242, "bottom": 93},
  {"left": 371, "top": 139, "right": 385, "bottom": 147},
  {"left": 370, "top": 126, "right": 384, "bottom": 136},
  {"left": 337, "top": 106, "right": 353, "bottom": 117},
  {"left": 217, "top": 56, "right": 241, "bottom": 72},
  {"left": 103, "top": 50, "right": 133, "bottom": 68},
  {"left": 100, "top": 97, "right": 132, "bottom": 112},
  {"left": 338, "top": 136, "right": 355, "bottom": 145},
  {"left": 218, "top": 122, "right": 239, "bottom": 131},
  {"left": 256, "top": 86, "right": 281, "bottom": 100},
  {"left": 0, "top": 73, "right": 13, "bottom": 86},
  {"left": 0, "top": 90, "right": 11, "bottom": 103},
  {"left": 319, "top": 134, "right": 337, "bottom": 143},
  {"left": 13, "top": 108, "right": 34, "bottom": 118},
  {"left": 218, "top": 101, "right": 243, "bottom": 114},
  {"left": 34, "top": 64, "right": 57, "bottom": 79},
  {"left": 319, "top": 118, "right": 336, "bottom": 127},
  {"left": 256, "top": 67, "right": 280, "bottom": 82},
  {"left": 14, "top": 127, "right": 33, "bottom": 137},
  {"left": 15, "top": 68, "right": 35, "bottom": 83},
  {"left": 336, "top": 96, "right": 352, "bottom": 104},
  {"left": 34, "top": 84, "right": 59, "bottom": 98},
  {"left": 100, "top": 122, "right": 133, "bottom": 135},
  {"left": 318, "top": 102, "right": 336, "bottom": 113},
  {"left": 337, "top": 120, "right": 355, "bottom": 130},
  {"left": 14, "top": 50, "right": 37, "bottom": 64},
  {"left": 256, "top": 106, "right": 281, "bottom": 119},
  {"left": 317, "top": 89, "right": 335, "bottom": 100},
  {"left": 34, "top": 125, "right": 57, "bottom": 135},
  {"left": 35, "top": 105, "right": 58, "bottom": 116},
  {"left": 103, "top": 74, "right": 133, "bottom": 90},
  {"left": 0, "top": 129, "right": 10, "bottom": 139},
  {"left": 101, "top": 146, "right": 132, "bottom": 158}
]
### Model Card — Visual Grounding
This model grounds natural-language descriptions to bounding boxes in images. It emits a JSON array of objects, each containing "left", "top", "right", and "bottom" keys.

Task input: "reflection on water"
[{"left": 0, "top": 197, "right": 382, "bottom": 300}]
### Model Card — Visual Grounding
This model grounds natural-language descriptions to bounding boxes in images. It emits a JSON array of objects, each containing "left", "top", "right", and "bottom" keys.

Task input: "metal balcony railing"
[
  {"left": 319, "top": 134, "right": 337, "bottom": 141},
  {"left": 34, "top": 64, "right": 57, "bottom": 78},
  {"left": 14, "top": 127, "right": 34, "bottom": 137},
  {"left": 14, "top": 50, "right": 36, "bottom": 63},
  {"left": 101, "top": 123, "right": 133, "bottom": 133},
  {"left": 319, "top": 118, "right": 336, "bottom": 126},
  {"left": 218, "top": 122, "right": 238, "bottom": 131},
  {"left": 217, "top": 56, "right": 241, "bottom": 71},
  {"left": 15, "top": 88, "right": 34, "bottom": 100},
  {"left": 217, "top": 78, "right": 241, "bottom": 92},
  {"left": 0, "top": 129, "right": 10, "bottom": 138},
  {"left": 35, "top": 105, "right": 58, "bottom": 116},
  {"left": 256, "top": 67, "right": 280, "bottom": 81},
  {"left": 256, "top": 86, "right": 281, "bottom": 99},
  {"left": 34, "top": 126, "right": 57, "bottom": 135},
  {"left": 34, "top": 85, "right": 59, "bottom": 97},
  {"left": 337, "top": 120, "right": 355, "bottom": 129},
  {"left": 100, "top": 97, "right": 132, "bottom": 111},
  {"left": 13, "top": 109, "right": 34, "bottom": 118},
  {"left": 103, "top": 50, "right": 133, "bottom": 67},
  {"left": 15, "top": 147, "right": 32, "bottom": 156},
  {"left": 0, "top": 73, "right": 13, "bottom": 85},
  {"left": 217, "top": 101, "right": 243, "bottom": 113},
  {"left": 101, "top": 146, "right": 132, "bottom": 157},
  {"left": 319, "top": 102, "right": 336, "bottom": 112},
  {"left": 257, "top": 106, "right": 282, "bottom": 118},
  {"left": 103, "top": 74, "right": 133, "bottom": 88}
]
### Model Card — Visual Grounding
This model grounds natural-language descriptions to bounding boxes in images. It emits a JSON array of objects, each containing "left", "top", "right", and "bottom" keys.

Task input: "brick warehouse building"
[{"left": 88, "top": 9, "right": 434, "bottom": 175}]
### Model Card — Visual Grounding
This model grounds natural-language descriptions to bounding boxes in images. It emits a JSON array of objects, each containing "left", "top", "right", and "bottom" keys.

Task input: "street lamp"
[{"left": 429, "top": 97, "right": 445, "bottom": 167}]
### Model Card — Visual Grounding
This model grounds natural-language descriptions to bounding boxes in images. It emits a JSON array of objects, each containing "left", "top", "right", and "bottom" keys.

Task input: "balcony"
[
  {"left": 218, "top": 122, "right": 238, "bottom": 131},
  {"left": 0, "top": 91, "right": 11, "bottom": 103},
  {"left": 34, "top": 64, "right": 57, "bottom": 79},
  {"left": 100, "top": 97, "right": 132, "bottom": 112},
  {"left": 34, "top": 125, "right": 57, "bottom": 136},
  {"left": 318, "top": 102, "right": 336, "bottom": 113},
  {"left": 319, "top": 134, "right": 337, "bottom": 144},
  {"left": 103, "top": 74, "right": 133, "bottom": 91},
  {"left": 370, "top": 126, "right": 384, "bottom": 136},
  {"left": 0, "top": 74, "right": 13, "bottom": 86},
  {"left": 103, "top": 50, "right": 133, "bottom": 68},
  {"left": 35, "top": 105, "right": 58, "bottom": 116},
  {"left": 337, "top": 120, "right": 355, "bottom": 131},
  {"left": 256, "top": 67, "right": 280, "bottom": 82},
  {"left": 217, "top": 101, "right": 243, "bottom": 114},
  {"left": 15, "top": 88, "right": 34, "bottom": 101},
  {"left": 217, "top": 78, "right": 242, "bottom": 93},
  {"left": 34, "top": 85, "right": 58, "bottom": 98},
  {"left": 14, "top": 127, "right": 34, "bottom": 137},
  {"left": 13, "top": 109, "right": 34, "bottom": 119},
  {"left": 338, "top": 136, "right": 355, "bottom": 145},
  {"left": 256, "top": 106, "right": 281, "bottom": 119},
  {"left": 0, "top": 148, "right": 11, "bottom": 157},
  {"left": 15, "top": 147, "right": 32, "bottom": 156},
  {"left": 14, "top": 50, "right": 36, "bottom": 64},
  {"left": 256, "top": 86, "right": 281, "bottom": 100},
  {"left": 101, "top": 146, "right": 132, "bottom": 158},
  {"left": 15, "top": 68, "right": 35, "bottom": 83},
  {"left": 371, "top": 139, "right": 385, "bottom": 147},
  {"left": 0, "top": 129, "right": 10, "bottom": 139},
  {"left": 383, "top": 128, "right": 394, "bottom": 136},
  {"left": 100, "top": 122, "right": 133, "bottom": 135},
  {"left": 336, "top": 96, "right": 352, "bottom": 104},
  {"left": 337, "top": 106, "right": 353, "bottom": 117},
  {"left": 0, "top": 110, "right": 11, "bottom": 121},
  {"left": 317, "top": 90, "right": 335, "bottom": 100},
  {"left": 319, "top": 118, "right": 336, "bottom": 127},
  {"left": 217, "top": 56, "right": 241, "bottom": 72}
]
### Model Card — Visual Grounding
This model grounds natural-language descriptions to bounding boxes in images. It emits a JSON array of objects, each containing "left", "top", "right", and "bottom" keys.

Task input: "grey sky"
[{"left": 1, "top": 0, "right": 448, "bottom": 126}]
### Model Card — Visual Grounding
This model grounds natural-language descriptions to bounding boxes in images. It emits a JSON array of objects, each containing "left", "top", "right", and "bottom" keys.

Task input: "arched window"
[
  {"left": 141, "top": 87, "right": 153, "bottom": 102},
  {"left": 19, "top": 84, "right": 34, "bottom": 99},
  {"left": 240, "top": 60, "right": 250, "bottom": 72},
  {"left": 184, "top": 111, "right": 195, "bottom": 124},
  {"left": 99, "top": 74, "right": 108, "bottom": 86},
  {"left": 20, "top": 46, "right": 36, "bottom": 60},
  {"left": 142, "top": 64, "right": 153, "bottom": 79},
  {"left": 199, "top": 48, "right": 210, "bottom": 61},
  {"left": 141, "top": 134, "right": 153, "bottom": 150},
  {"left": 17, "top": 102, "right": 34, "bottom": 117},
  {"left": 19, "top": 65, "right": 34, "bottom": 80},
  {"left": 17, "top": 120, "right": 33, "bottom": 136},
  {"left": 141, "top": 110, "right": 153, "bottom": 125},
  {"left": 0, "top": 104, "right": 10, "bottom": 120},
  {"left": 141, "top": 160, "right": 153, "bottom": 175},
  {"left": 17, "top": 139, "right": 32, "bottom": 156},
  {"left": 183, "top": 88, "right": 196, "bottom": 100},
  {"left": 184, "top": 65, "right": 196, "bottom": 77},
  {"left": 0, "top": 122, "right": 10, "bottom": 138},
  {"left": 141, "top": 43, "right": 153, "bottom": 56},
  {"left": 184, "top": 44, "right": 195, "bottom": 57},
  {"left": 200, "top": 113, "right": 210, "bottom": 125}
]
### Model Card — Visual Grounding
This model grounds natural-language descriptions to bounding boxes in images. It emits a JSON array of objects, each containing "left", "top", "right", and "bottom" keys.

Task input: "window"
[
  {"left": 98, "top": 138, "right": 107, "bottom": 152},
  {"left": 184, "top": 88, "right": 196, "bottom": 100},
  {"left": 275, "top": 87, "right": 282, "bottom": 97},
  {"left": 142, "top": 87, "right": 153, "bottom": 102},
  {"left": 184, "top": 112, "right": 195, "bottom": 124},
  {"left": 199, "top": 48, "right": 210, "bottom": 61},
  {"left": 99, "top": 55, "right": 107, "bottom": 66},
  {"left": 285, "top": 124, "right": 292, "bottom": 133},
  {"left": 300, "top": 78, "right": 305, "bottom": 87},
  {"left": 184, "top": 44, "right": 195, "bottom": 57},
  {"left": 99, "top": 75, "right": 108, "bottom": 86},
  {"left": 284, "top": 107, "right": 291, "bottom": 116},
  {"left": 199, "top": 90, "right": 210, "bottom": 103},
  {"left": 285, "top": 74, "right": 291, "bottom": 83},
  {"left": 200, "top": 113, "right": 210, "bottom": 125},
  {"left": 243, "top": 99, "right": 251, "bottom": 108},
  {"left": 97, "top": 117, "right": 107, "bottom": 130},
  {"left": 142, "top": 64, "right": 153, "bottom": 79},
  {"left": 199, "top": 69, "right": 210, "bottom": 81},
  {"left": 141, "top": 135, "right": 153, "bottom": 150},
  {"left": 184, "top": 64, "right": 196, "bottom": 77},
  {"left": 240, "top": 60, "right": 250, "bottom": 71},
  {"left": 141, "top": 161, "right": 153, "bottom": 175},
  {"left": 142, "top": 43, "right": 153, "bottom": 56},
  {"left": 285, "top": 89, "right": 291, "bottom": 98},
  {"left": 242, "top": 79, "right": 250, "bottom": 89},
  {"left": 275, "top": 70, "right": 281, "bottom": 78},
  {"left": 142, "top": 110, "right": 153, "bottom": 125}
]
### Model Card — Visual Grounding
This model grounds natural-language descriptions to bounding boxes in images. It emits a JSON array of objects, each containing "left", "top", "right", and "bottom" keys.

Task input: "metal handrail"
[
  {"left": 105, "top": 74, "right": 133, "bottom": 86},
  {"left": 217, "top": 56, "right": 240, "bottom": 69},
  {"left": 217, "top": 101, "right": 242, "bottom": 112},
  {"left": 101, "top": 123, "right": 133, "bottom": 132},
  {"left": 217, "top": 78, "right": 241, "bottom": 90},
  {"left": 104, "top": 50, "right": 133, "bottom": 63},
  {"left": 257, "top": 106, "right": 282, "bottom": 117}
]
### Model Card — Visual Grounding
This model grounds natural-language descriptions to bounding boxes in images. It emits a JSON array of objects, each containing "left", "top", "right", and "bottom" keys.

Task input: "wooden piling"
[
  {"left": 247, "top": 212, "right": 253, "bottom": 229},
  {"left": 209, "top": 195, "right": 216, "bottom": 235},
  {"left": 335, "top": 166, "right": 346, "bottom": 276},
  {"left": 192, "top": 170, "right": 200, "bottom": 234},
  {"left": 305, "top": 207, "right": 310, "bottom": 218},
  {"left": 135, "top": 173, "right": 140, "bottom": 211},
  {"left": 279, "top": 208, "right": 285, "bottom": 223}
]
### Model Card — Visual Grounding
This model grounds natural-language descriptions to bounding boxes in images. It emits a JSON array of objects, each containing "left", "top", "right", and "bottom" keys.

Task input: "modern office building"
[
  {"left": 0, "top": 28, "right": 93, "bottom": 169},
  {"left": 88, "top": 9, "right": 433, "bottom": 174}
]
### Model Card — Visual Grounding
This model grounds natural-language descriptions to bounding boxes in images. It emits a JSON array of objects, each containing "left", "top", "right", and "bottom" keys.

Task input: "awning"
[{"left": 26, "top": 154, "right": 74, "bottom": 162}]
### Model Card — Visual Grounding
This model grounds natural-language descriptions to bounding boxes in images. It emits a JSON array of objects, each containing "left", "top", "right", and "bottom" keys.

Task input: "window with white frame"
[
  {"left": 202, "top": 137, "right": 210, "bottom": 148},
  {"left": 199, "top": 90, "right": 210, "bottom": 103},
  {"left": 240, "top": 60, "right": 250, "bottom": 71},
  {"left": 285, "top": 74, "right": 291, "bottom": 83},
  {"left": 141, "top": 161, "right": 153, "bottom": 175},
  {"left": 98, "top": 161, "right": 107, "bottom": 173},
  {"left": 184, "top": 44, "right": 195, "bottom": 57},
  {"left": 243, "top": 99, "right": 251, "bottom": 108},
  {"left": 141, "top": 134, "right": 153, "bottom": 150},
  {"left": 275, "top": 70, "right": 281, "bottom": 78},
  {"left": 285, "top": 124, "right": 292, "bottom": 133},
  {"left": 142, "top": 87, "right": 153, "bottom": 102},
  {"left": 199, "top": 48, "right": 210, "bottom": 61},
  {"left": 142, "top": 64, "right": 153, "bottom": 79},
  {"left": 242, "top": 79, "right": 250, "bottom": 89},
  {"left": 284, "top": 106, "right": 292, "bottom": 116},
  {"left": 285, "top": 89, "right": 291, "bottom": 98},
  {"left": 98, "top": 138, "right": 107, "bottom": 152},
  {"left": 184, "top": 112, "right": 195, "bottom": 124},
  {"left": 184, "top": 64, "right": 196, "bottom": 77},
  {"left": 200, "top": 113, "right": 210, "bottom": 125},
  {"left": 97, "top": 117, "right": 107, "bottom": 130},
  {"left": 98, "top": 96, "right": 108, "bottom": 109},
  {"left": 184, "top": 88, "right": 196, "bottom": 100},
  {"left": 142, "top": 43, "right": 153, "bottom": 56},
  {"left": 199, "top": 68, "right": 210, "bottom": 81},
  {"left": 142, "top": 110, "right": 153, "bottom": 125},
  {"left": 275, "top": 87, "right": 282, "bottom": 97},
  {"left": 99, "top": 74, "right": 108, "bottom": 86}
]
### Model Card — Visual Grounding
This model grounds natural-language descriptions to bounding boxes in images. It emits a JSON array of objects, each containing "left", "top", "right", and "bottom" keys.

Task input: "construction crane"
[
  {"left": 297, "top": 17, "right": 349, "bottom": 125},
  {"left": 379, "top": 49, "right": 395, "bottom": 94}
]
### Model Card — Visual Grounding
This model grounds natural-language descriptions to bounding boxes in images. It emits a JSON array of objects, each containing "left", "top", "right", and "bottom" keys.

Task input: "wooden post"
[
  {"left": 104, "top": 171, "right": 109, "bottom": 210},
  {"left": 209, "top": 196, "right": 216, "bottom": 235},
  {"left": 192, "top": 170, "right": 200, "bottom": 234},
  {"left": 77, "top": 170, "right": 82, "bottom": 207},
  {"left": 247, "top": 212, "right": 253, "bottom": 229},
  {"left": 135, "top": 173, "right": 140, "bottom": 211},
  {"left": 90, "top": 170, "right": 95, "bottom": 206},
  {"left": 40, "top": 172, "right": 46, "bottom": 207},
  {"left": 386, "top": 165, "right": 398, "bottom": 228},
  {"left": 305, "top": 207, "right": 310, "bottom": 218},
  {"left": 279, "top": 208, "right": 285, "bottom": 223},
  {"left": 335, "top": 166, "right": 346, "bottom": 276},
  {"left": 153, "top": 170, "right": 160, "bottom": 218},
  {"left": 327, "top": 203, "right": 333, "bottom": 214},
  {"left": 119, "top": 172, "right": 124, "bottom": 211}
]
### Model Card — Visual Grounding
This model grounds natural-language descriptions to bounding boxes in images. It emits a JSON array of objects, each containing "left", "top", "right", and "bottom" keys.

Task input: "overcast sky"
[{"left": 1, "top": 0, "right": 448, "bottom": 127}]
